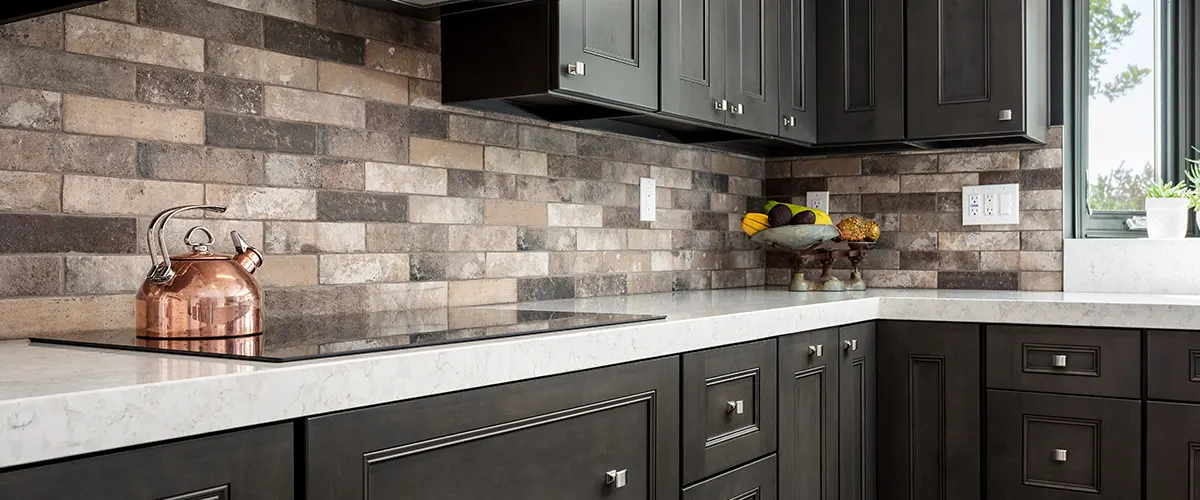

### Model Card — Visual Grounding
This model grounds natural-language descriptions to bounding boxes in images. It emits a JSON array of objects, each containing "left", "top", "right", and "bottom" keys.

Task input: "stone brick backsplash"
[
  {"left": 0, "top": 0, "right": 767, "bottom": 337},
  {"left": 764, "top": 128, "right": 1065, "bottom": 291}
]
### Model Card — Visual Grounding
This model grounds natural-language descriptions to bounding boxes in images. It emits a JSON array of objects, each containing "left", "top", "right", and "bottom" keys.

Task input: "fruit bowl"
[
  {"left": 749, "top": 224, "right": 841, "bottom": 250},
  {"left": 750, "top": 225, "right": 876, "bottom": 292}
]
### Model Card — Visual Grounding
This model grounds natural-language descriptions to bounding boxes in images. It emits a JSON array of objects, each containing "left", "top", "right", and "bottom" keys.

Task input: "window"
[{"left": 1071, "top": 0, "right": 1192, "bottom": 237}]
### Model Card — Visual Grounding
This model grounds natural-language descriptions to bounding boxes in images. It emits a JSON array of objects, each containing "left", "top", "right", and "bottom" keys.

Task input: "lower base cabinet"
[
  {"left": 682, "top": 455, "right": 777, "bottom": 500},
  {"left": 0, "top": 423, "right": 294, "bottom": 499},
  {"left": 987, "top": 390, "right": 1141, "bottom": 500},
  {"left": 1147, "top": 401, "right": 1200, "bottom": 499},
  {"left": 304, "top": 356, "right": 681, "bottom": 499}
]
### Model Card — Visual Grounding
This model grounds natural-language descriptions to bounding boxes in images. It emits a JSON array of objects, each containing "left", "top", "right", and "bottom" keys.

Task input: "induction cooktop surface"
[{"left": 29, "top": 308, "right": 665, "bottom": 363}]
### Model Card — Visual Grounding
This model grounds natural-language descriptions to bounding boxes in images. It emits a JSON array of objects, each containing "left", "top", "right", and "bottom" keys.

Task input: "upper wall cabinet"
[
  {"left": 906, "top": 0, "right": 1048, "bottom": 143},
  {"left": 777, "top": 0, "right": 817, "bottom": 144},
  {"left": 662, "top": 0, "right": 780, "bottom": 136},
  {"left": 815, "top": 0, "right": 906, "bottom": 145},
  {"left": 441, "top": 0, "right": 658, "bottom": 121}
]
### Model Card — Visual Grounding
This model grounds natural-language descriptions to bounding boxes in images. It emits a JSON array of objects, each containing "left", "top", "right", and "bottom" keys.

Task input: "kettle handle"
[{"left": 146, "top": 205, "right": 227, "bottom": 285}]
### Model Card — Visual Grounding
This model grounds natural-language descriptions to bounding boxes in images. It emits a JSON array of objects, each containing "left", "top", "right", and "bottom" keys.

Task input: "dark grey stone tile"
[
  {"left": 0, "top": 15, "right": 63, "bottom": 50},
  {"left": 0, "top": 41, "right": 135, "bottom": 100},
  {"left": 516, "top": 228, "right": 545, "bottom": 251},
  {"left": 264, "top": 17, "right": 364, "bottom": 65},
  {"left": 448, "top": 114, "right": 519, "bottom": 147},
  {"left": 576, "top": 274, "right": 627, "bottom": 298},
  {"left": 137, "top": 67, "right": 262, "bottom": 114},
  {"left": 520, "top": 126, "right": 578, "bottom": 155},
  {"left": 0, "top": 214, "right": 136, "bottom": 253},
  {"left": 573, "top": 180, "right": 627, "bottom": 206},
  {"left": 409, "top": 253, "right": 485, "bottom": 281},
  {"left": 765, "top": 177, "right": 826, "bottom": 196},
  {"left": 446, "top": 169, "right": 517, "bottom": 199},
  {"left": 603, "top": 206, "right": 646, "bottom": 229},
  {"left": 937, "top": 271, "right": 1018, "bottom": 290},
  {"left": 205, "top": 113, "right": 317, "bottom": 154},
  {"left": 315, "top": 0, "right": 438, "bottom": 51},
  {"left": 673, "top": 230, "right": 725, "bottom": 250},
  {"left": 138, "top": 0, "right": 262, "bottom": 47},
  {"left": 365, "top": 101, "right": 448, "bottom": 139},
  {"left": 862, "top": 154, "right": 937, "bottom": 174},
  {"left": 547, "top": 155, "right": 603, "bottom": 180},
  {"left": 692, "top": 211, "right": 727, "bottom": 231},
  {"left": 1020, "top": 149, "right": 1063, "bottom": 171},
  {"left": 746, "top": 196, "right": 768, "bottom": 213},
  {"left": 936, "top": 193, "right": 962, "bottom": 212},
  {"left": 517, "top": 277, "right": 576, "bottom": 301},
  {"left": 516, "top": 176, "right": 575, "bottom": 203},
  {"left": 861, "top": 193, "right": 938, "bottom": 213},
  {"left": 0, "top": 256, "right": 61, "bottom": 297},
  {"left": 979, "top": 171, "right": 1020, "bottom": 184},
  {"left": 317, "top": 192, "right": 407, "bottom": 222},
  {"left": 265, "top": 154, "right": 364, "bottom": 190},
  {"left": 900, "top": 251, "right": 980, "bottom": 271},
  {"left": 1021, "top": 169, "right": 1064, "bottom": 190},
  {"left": 137, "top": 142, "right": 265, "bottom": 184},
  {"left": 1, "top": 128, "right": 136, "bottom": 176},
  {"left": 366, "top": 223, "right": 447, "bottom": 252},
  {"left": 671, "top": 189, "right": 710, "bottom": 210},
  {"left": 692, "top": 171, "right": 729, "bottom": 193},
  {"left": 319, "top": 126, "right": 406, "bottom": 163},
  {"left": 577, "top": 134, "right": 672, "bottom": 165},
  {"left": 672, "top": 270, "right": 711, "bottom": 291}
]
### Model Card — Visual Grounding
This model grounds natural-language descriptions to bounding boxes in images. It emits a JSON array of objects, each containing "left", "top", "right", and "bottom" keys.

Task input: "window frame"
[{"left": 1069, "top": 0, "right": 1195, "bottom": 238}]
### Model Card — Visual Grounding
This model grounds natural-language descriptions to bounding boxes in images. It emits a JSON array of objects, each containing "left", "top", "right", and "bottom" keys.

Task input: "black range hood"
[{"left": 0, "top": 2, "right": 103, "bottom": 26}]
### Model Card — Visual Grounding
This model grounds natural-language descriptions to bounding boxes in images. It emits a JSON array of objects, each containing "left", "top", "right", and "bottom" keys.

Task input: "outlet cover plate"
[
  {"left": 963, "top": 184, "right": 1019, "bottom": 225},
  {"left": 806, "top": 191, "right": 830, "bottom": 212},
  {"left": 639, "top": 177, "right": 656, "bottom": 221}
]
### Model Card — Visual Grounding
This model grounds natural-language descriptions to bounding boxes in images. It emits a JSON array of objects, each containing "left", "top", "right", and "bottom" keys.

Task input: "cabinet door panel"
[
  {"left": 778, "top": 0, "right": 817, "bottom": 143},
  {"left": 877, "top": 321, "right": 983, "bottom": 500},
  {"left": 724, "top": 0, "right": 779, "bottom": 135},
  {"left": 779, "top": 328, "right": 839, "bottom": 500},
  {"left": 1147, "top": 401, "right": 1200, "bottom": 500},
  {"left": 559, "top": 0, "right": 659, "bottom": 110},
  {"left": 1148, "top": 329, "right": 1200, "bottom": 403},
  {"left": 663, "top": 0, "right": 727, "bottom": 125},
  {"left": 306, "top": 357, "right": 680, "bottom": 500},
  {"left": 839, "top": 322, "right": 875, "bottom": 500},
  {"left": 816, "top": 0, "right": 905, "bottom": 144},
  {"left": 906, "top": 0, "right": 1027, "bottom": 138}
]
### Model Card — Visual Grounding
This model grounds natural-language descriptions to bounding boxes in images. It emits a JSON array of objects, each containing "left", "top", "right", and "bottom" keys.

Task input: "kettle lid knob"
[{"left": 184, "top": 226, "right": 216, "bottom": 253}]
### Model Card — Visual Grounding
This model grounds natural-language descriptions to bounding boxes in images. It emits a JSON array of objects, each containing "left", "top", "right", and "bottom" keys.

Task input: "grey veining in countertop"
[{"left": 3, "top": 287, "right": 1200, "bottom": 469}]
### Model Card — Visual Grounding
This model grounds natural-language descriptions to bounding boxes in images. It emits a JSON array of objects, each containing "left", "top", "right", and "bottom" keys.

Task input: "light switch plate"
[
  {"left": 963, "top": 183, "right": 1019, "bottom": 225},
  {"left": 639, "top": 178, "right": 656, "bottom": 221},
  {"left": 806, "top": 191, "right": 830, "bottom": 212}
]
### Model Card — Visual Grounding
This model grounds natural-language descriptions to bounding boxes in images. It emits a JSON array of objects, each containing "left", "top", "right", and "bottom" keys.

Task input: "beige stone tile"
[
  {"left": 900, "top": 173, "right": 980, "bottom": 193},
  {"left": 0, "top": 295, "right": 133, "bottom": 338},
  {"left": 791, "top": 157, "right": 862, "bottom": 177},
  {"left": 1019, "top": 251, "right": 1063, "bottom": 271},
  {"left": 63, "top": 175, "right": 202, "bottom": 216},
  {"left": 256, "top": 254, "right": 318, "bottom": 287},
  {"left": 0, "top": 13, "right": 64, "bottom": 49},
  {"left": 652, "top": 209, "right": 692, "bottom": 230},
  {"left": 485, "top": 252, "right": 549, "bottom": 278},
  {"left": 365, "top": 223, "right": 447, "bottom": 252},
  {"left": 938, "top": 151, "right": 1020, "bottom": 172},
  {"left": 939, "top": 232, "right": 1020, "bottom": 251},
  {"left": 484, "top": 147, "right": 548, "bottom": 176},
  {"left": 710, "top": 193, "right": 743, "bottom": 213},
  {"left": 409, "top": 195, "right": 483, "bottom": 224},
  {"left": 863, "top": 270, "right": 937, "bottom": 288},
  {"left": 1021, "top": 230, "right": 1064, "bottom": 251},
  {"left": 0, "top": 256, "right": 61, "bottom": 297},
  {"left": 207, "top": 185, "right": 317, "bottom": 220},
  {"left": 1020, "top": 271, "right": 1063, "bottom": 291},
  {"left": 65, "top": 255, "right": 145, "bottom": 294},
  {"left": 602, "top": 250, "right": 651, "bottom": 273},
  {"left": 827, "top": 175, "right": 900, "bottom": 194},
  {"left": 448, "top": 279, "right": 518, "bottom": 307},
  {"left": 628, "top": 229, "right": 672, "bottom": 250},
  {"left": 576, "top": 228, "right": 626, "bottom": 251},
  {"left": 727, "top": 176, "right": 762, "bottom": 196},
  {"left": 320, "top": 127, "right": 406, "bottom": 163},
  {"left": 448, "top": 225, "right": 517, "bottom": 251},
  {"left": 317, "top": 61, "right": 408, "bottom": 105},
  {"left": 264, "top": 154, "right": 364, "bottom": 190},
  {"left": 66, "top": 15, "right": 204, "bottom": 71},
  {"left": 63, "top": 95, "right": 204, "bottom": 144},
  {"left": 1020, "top": 210, "right": 1064, "bottom": 231},
  {"left": 0, "top": 85, "right": 60, "bottom": 130},
  {"left": 365, "top": 39, "right": 440, "bottom": 80},
  {"left": 880, "top": 231, "right": 938, "bottom": 251},
  {"left": 365, "top": 162, "right": 447, "bottom": 195},
  {"left": 980, "top": 251, "right": 1021, "bottom": 271},
  {"left": 410, "top": 252, "right": 485, "bottom": 280},
  {"left": 650, "top": 165, "right": 692, "bottom": 189},
  {"left": 264, "top": 221, "right": 365, "bottom": 253},
  {"left": 206, "top": 41, "right": 319, "bottom": 89},
  {"left": 1020, "top": 190, "right": 1063, "bottom": 211},
  {"left": 626, "top": 272, "right": 674, "bottom": 294},
  {"left": 0, "top": 171, "right": 60, "bottom": 211},
  {"left": 208, "top": 0, "right": 317, "bottom": 23},
  {"left": 409, "top": 138, "right": 482, "bottom": 170},
  {"left": 319, "top": 253, "right": 409, "bottom": 284},
  {"left": 485, "top": 199, "right": 547, "bottom": 227},
  {"left": 264, "top": 86, "right": 364, "bottom": 128},
  {"left": 548, "top": 203, "right": 603, "bottom": 227}
]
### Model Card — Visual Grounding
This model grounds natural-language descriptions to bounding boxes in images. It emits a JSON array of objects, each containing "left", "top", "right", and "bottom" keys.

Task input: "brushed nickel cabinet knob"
[
  {"left": 808, "top": 344, "right": 823, "bottom": 357},
  {"left": 606, "top": 469, "right": 628, "bottom": 488},
  {"left": 567, "top": 62, "right": 586, "bottom": 76},
  {"left": 844, "top": 339, "right": 858, "bottom": 351},
  {"left": 714, "top": 99, "right": 729, "bottom": 111},
  {"left": 783, "top": 116, "right": 796, "bottom": 127},
  {"left": 1053, "top": 449, "right": 1068, "bottom": 462},
  {"left": 999, "top": 109, "right": 1013, "bottom": 121},
  {"left": 726, "top": 400, "right": 745, "bottom": 415},
  {"left": 1051, "top": 354, "right": 1067, "bottom": 368}
]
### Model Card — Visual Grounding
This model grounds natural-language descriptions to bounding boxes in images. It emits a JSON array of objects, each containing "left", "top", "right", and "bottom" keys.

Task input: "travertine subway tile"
[
  {"left": 205, "top": 42, "right": 319, "bottom": 89},
  {"left": 207, "top": 185, "right": 318, "bottom": 220},
  {"left": 264, "top": 86, "right": 365, "bottom": 128},
  {"left": 64, "top": 175, "right": 203, "bottom": 216},
  {"left": 265, "top": 221, "right": 365, "bottom": 253},
  {"left": 320, "top": 253, "right": 410, "bottom": 284},
  {"left": 0, "top": 171, "right": 60, "bottom": 212},
  {"left": 409, "top": 195, "right": 483, "bottom": 224},
  {"left": 0, "top": 85, "right": 60, "bottom": 130},
  {"left": 65, "top": 15, "right": 204, "bottom": 72},
  {"left": 365, "top": 162, "right": 447, "bottom": 195},
  {"left": 63, "top": 95, "right": 204, "bottom": 144}
]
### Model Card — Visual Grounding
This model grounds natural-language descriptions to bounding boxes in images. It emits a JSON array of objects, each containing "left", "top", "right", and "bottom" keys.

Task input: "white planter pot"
[{"left": 1146, "top": 197, "right": 1189, "bottom": 239}]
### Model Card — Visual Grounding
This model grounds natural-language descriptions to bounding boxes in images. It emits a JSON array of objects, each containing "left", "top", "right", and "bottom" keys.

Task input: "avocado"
[
  {"left": 790, "top": 211, "right": 817, "bottom": 225},
  {"left": 767, "top": 204, "right": 793, "bottom": 227}
]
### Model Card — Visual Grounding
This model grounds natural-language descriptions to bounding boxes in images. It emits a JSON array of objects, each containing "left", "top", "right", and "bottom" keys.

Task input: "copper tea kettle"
[{"left": 136, "top": 205, "right": 265, "bottom": 339}]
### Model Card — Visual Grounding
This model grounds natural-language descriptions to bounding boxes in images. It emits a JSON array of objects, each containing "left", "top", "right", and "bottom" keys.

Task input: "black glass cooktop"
[{"left": 29, "top": 308, "right": 665, "bottom": 363}]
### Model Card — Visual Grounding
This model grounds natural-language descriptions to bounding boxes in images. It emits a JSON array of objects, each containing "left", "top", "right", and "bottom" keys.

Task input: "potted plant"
[
  {"left": 1144, "top": 180, "right": 1190, "bottom": 238},
  {"left": 1184, "top": 147, "right": 1200, "bottom": 231}
]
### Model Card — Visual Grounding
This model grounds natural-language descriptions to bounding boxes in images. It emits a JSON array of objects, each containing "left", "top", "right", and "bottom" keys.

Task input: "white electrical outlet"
[
  {"left": 807, "top": 191, "right": 830, "bottom": 212},
  {"left": 639, "top": 177, "right": 656, "bottom": 221},
  {"left": 963, "top": 184, "right": 1019, "bottom": 225}
]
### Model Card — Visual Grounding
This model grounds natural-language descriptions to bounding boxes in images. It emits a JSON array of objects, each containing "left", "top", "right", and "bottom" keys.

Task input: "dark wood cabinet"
[
  {"left": 877, "top": 321, "right": 982, "bottom": 500},
  {"left": 682, "top": 340, "right": 778, "bottom": 484},
  {"left": 683, "top": 455, "right": 777, "bottom": 500},
  {"left": 305, "top": 357, "right": 680, "bottom": 500},
  {"left": 777, "top": 0, "right": 817, "bottom": 144},
  {"left": 1147, "top": 401, "right": 1200, "bottom": 500},
  {"left": 838, "top": 322, "right": 875, "bottom": 500},
  {"left": 906, "top": 0, "right": 1048, "bottom": 143},
  {"left": 663, "top": 0, "right": 780, "bottom": 136},
  {"left": 557, "top": 0, "right": 659, "bottom": 109},
  {"left": 987, "top": 390, "right": 1141, "bottom": 500},
  {"left": 779, "top": 327, "right": 839, "bottom": 500},
  {"left": 0, "top": 424, "right": 294, "bottom": 499},
  {"left": 1148, "top": 329, "right": 1200, "bottom": 403},
  {"left": 815, "top": 0, "right": 905, "bottom": 144},
  {"left": 986, "top": 325, "right": 1141, "bottom": 399}
]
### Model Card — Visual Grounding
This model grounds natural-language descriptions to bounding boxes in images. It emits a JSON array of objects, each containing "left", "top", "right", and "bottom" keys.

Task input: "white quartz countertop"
[{"left": 3, "top": 287, "right": 1200, "bottom": 469}]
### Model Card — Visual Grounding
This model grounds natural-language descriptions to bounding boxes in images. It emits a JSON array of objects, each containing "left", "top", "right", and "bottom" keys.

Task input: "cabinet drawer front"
[
  {"left": 986, "top": 390, "right": 1141, "bottom": 500},
  {"left": 683, "top": 454, "right": 777, "bottom": 500},
  {"left": 682, "top": 339, "right": 778, "bottom": 484},
  {"left": 1147, "top": 401, "right": 1200, "bottom": 500},
  {"left": 985, "top": 325, "right": 1140, "bottom": 398},
  {"left": 306, "top": 357, "right": 680, "bottom": 500},
  {"left": 1148, "top": 330, "right": 1200, "bottom": 402}
]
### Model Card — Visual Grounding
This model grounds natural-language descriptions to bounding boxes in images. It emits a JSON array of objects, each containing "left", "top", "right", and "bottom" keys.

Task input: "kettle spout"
[{"left": 230, "top": 230, "right": 264, "bottom": 274}]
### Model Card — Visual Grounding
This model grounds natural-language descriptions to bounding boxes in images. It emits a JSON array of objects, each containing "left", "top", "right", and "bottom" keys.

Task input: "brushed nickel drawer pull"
[
  {"left": 1053, "top": 449, "right": 1068, "bottom": 462},
  {"left": 1051, "top": 354, "right": 1067, "bottom": 368}
]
